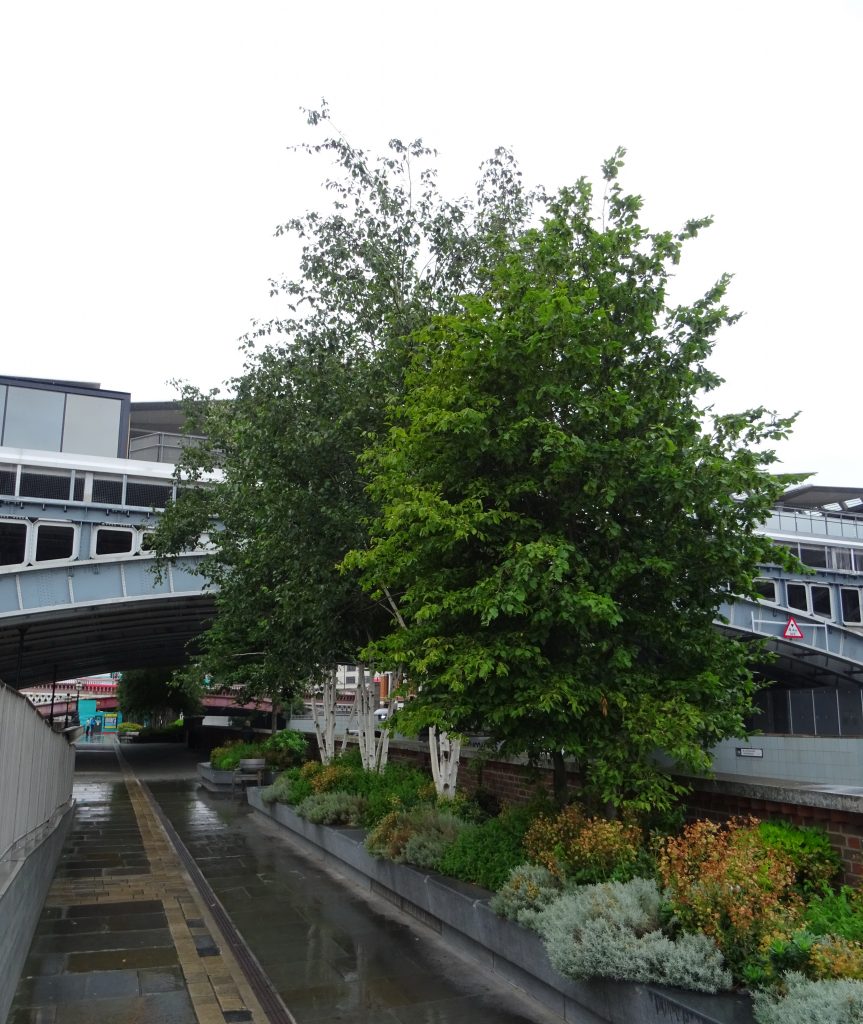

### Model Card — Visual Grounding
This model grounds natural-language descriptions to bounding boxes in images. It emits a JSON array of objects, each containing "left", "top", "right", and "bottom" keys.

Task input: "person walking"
[{"left": 85, "top": 720, "right": 91, "bottom": 741}]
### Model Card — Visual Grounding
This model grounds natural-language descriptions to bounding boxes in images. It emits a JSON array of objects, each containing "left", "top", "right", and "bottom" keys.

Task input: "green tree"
[
  {"left": 346, "top": 150, "right": 798, "bottom": 814},
  {"left": 152, "top": 104, "right": 534, "bottom": 704},
  {"left": 117, "top": 666, "right": 201, "bottom": 726}
]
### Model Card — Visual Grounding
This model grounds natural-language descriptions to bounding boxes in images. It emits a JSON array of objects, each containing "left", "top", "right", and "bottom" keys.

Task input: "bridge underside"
[{"left": 0, "top": 594, "right": 216, "bottom": 688}]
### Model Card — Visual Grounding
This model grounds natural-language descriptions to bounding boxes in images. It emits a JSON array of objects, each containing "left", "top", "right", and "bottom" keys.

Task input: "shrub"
[
  {"left": 537, "top": 878, "right": 731, "bottom": 993},
  {"left": 118, "top": 722, "right": 144, "bottom": 733},
  {"left": 260, "top": 767, "right": 314, "bottom": 806},
  {"left": 365, "top": 805, "right": 464, "bottom": 868},
  {"left": 490, "top": 863, "right": 563, "bottom": 929},
  {"left": 658, "top": 817, "right": 802, "bottom": 978},
  {"left": 809, "top": 938, "right": 863, "bottom": 982},
  {"left": 310, "top": 762, "right": 356, "bottom": 793},
  {"left": 523, "top": 805, "right": 585, "bottom": 878},
  {"left": 752, "top": 972, "right": 863, "bottom": 1024},
  {"left": 758, "top": 821, "right": 841, "bottom": 894},
  {"left": 439, "top": 805, "right": 535, "bottom": 891},
  {"left": 295, "top": 791, "right": 367, "bottom": 826},
  {"left": 261, "top": 729, "right": 309, "bottom": 769},
  {"left": 209, "top": 741, "right": 265, "bottom": 770},
  {"left": 805, "top": 887, "right": 863, "bottom": 944}
]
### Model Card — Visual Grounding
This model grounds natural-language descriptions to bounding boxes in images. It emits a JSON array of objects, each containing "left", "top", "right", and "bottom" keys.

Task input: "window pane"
[
  {"left": 839, "top": 689, "right": 863, "bottom": 737},
  {"left": 95, "top": 529, "right": 133, "bottom": 555},
  {"left": 789, "top": 689, "right": 815, "bottom": 735},
  {"left": 832, "top": 547, "right": 853, "bottom": 571},
  {"left": 800, "top": 545, "right": 828, "bottom": 568},
  {"left": 855, "top": 550, "right": 863, "bottom": 573},
  {"left": 814, "top": 688, "right": 840, "bottom": 736},
  {"left": 140, "top": 532, "right": 155, "bottom": 551},
  {"left": 769, "top": 690, "right": 791, "bottom": 733},
  {"left": 35, "top": 525, "right": 74, "bottom": 561},
  {"left": 811, "top": 585, "right": 832, "bottom": 618},
  {"left": 754, "top": 579, "right": 776, "bottom": 602},
  {"left": 787, "top": 583, "right": 808, "bottom": 611},
  {"left": 62, "top": 394, "right": 122, "bottom": 457},
  {"left": 0, "top": 521, "right": 27, "bottom": 565},
  {"left": 3, "top": 386, "right": 64, "bottom": 451},
  {"left": 841, "top": 589, "right": 862, "bottom": 624},
  {"left": 73, "top": 477, "right": 85, "bottom": 502}
]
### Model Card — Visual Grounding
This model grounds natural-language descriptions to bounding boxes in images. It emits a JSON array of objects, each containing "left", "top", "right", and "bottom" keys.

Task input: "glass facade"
[{"left": 0, "top": 378, "right": 129, "bottom": 457}]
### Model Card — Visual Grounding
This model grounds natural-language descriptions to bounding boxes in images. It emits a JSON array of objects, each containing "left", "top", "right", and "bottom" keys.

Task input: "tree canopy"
[
  {"left": 152, "top": 105, "right": 534, "bottom": 704},
  {"left": 345, "top": 149, "right": 797, "bottom": 812}
]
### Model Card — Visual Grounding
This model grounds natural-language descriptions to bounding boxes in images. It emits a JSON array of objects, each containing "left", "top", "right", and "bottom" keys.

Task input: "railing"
[
  {"left": 763, "top": 506, "right": 863, "bottom": 542},
  {"left": 0, "top": 682, "right": 74, "bottom": 864}
]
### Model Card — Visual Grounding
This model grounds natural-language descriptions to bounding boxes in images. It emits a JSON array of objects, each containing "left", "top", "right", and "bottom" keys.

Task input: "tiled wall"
[{"left": 709, "top": 736, "right": 863, "bottom": 785}]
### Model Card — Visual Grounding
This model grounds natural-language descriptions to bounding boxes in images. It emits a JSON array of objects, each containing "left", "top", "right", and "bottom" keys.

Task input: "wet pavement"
[{"left": 9, "top": 741, "right": 563, "bottom": 1024}]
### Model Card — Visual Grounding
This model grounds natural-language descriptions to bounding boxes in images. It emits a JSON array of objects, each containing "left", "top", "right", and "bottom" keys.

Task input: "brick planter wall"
[{"left": 386, "top": 742, "right": 863, "bottom": 883}]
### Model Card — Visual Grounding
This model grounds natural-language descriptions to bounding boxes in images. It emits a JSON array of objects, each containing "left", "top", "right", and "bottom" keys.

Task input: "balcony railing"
[{"left": 762, "top": 506, "right": 863, "bottom": 542}]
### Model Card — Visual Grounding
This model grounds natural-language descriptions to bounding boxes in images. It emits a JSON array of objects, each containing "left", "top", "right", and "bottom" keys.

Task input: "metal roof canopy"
[
  {"left": 779, "top": 485, "right": 863, "bottom": 513},
  {"left": 0, "top": 594, "right": 215, "bottom": 688}
]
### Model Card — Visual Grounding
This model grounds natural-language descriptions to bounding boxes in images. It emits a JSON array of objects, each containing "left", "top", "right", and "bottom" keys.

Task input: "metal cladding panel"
[
  {"left": 122, "top": 560, "right": 171, "bottom": 596},
  {"left": 0, "top": 576, "right": 20, "bottom": 614},
  {"left": 17, "top": 569, "right": 70, "bottom": 610},
  {"left": 67, "top": 563, "right": 125, "bottom": 602},
  {"left": 170, "top": 559, "right": 206, "bottom": 593}
]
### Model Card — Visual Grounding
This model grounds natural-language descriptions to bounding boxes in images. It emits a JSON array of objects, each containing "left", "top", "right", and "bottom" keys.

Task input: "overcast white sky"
[{"left": 1, "top": 1, "right": 859, "bottom": 485}]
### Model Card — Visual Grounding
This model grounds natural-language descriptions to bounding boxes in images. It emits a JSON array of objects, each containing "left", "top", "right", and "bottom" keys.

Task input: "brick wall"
[{"left": 388, "top": 744, "right": 863, "bottom": 883}]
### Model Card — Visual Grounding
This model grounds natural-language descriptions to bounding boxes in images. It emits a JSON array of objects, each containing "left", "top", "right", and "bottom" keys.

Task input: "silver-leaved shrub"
[
  {"left": 537, "top": 878, "right": 731, "bottom": 993},
  {"left": 752, "top": 972, "right": 863, "bottom": 1024}
]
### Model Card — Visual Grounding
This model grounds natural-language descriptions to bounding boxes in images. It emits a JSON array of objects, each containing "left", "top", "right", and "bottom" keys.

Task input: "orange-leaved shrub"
[
  {"left": 658, "top": 817, "right": 802, "bottom": 976},
  {"left": 524, "top": 805, "right": 644, "bottom": 883}
]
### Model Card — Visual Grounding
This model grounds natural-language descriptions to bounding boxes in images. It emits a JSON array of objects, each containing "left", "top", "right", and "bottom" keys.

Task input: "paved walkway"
[{"left": 9, "top": 742, "right": 562, "bottom": 1024}]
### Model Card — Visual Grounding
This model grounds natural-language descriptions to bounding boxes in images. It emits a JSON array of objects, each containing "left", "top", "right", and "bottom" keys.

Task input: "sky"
[{"left": 0, "top": 1, "right": 859, "bottom": 485}]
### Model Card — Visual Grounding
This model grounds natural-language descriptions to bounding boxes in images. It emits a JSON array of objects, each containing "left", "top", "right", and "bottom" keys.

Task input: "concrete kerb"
[{"left": 247, "top": 788, "right": 756, "bottom": 1024}]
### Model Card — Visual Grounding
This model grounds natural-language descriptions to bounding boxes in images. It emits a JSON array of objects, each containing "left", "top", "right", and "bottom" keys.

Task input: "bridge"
[{"left": 0, "top": 448, "right": 214, "bottom": 687}]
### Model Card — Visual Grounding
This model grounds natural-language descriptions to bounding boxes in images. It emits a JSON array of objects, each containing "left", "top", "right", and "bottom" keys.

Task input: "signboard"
[
  {"left": 103, "top": 712, "right": 118, "bottom": 733},
  {"left": 783, "top": 617, "right": 805, "bottom": 640}
]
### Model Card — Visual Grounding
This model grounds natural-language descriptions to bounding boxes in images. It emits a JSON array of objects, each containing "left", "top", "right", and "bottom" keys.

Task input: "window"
[
  {"left": 832, "top": 547, "right": 854, "bottom": 571},
  {"left": 799, "top": 545, "right": 828, "bottom": 569},
  {"left": 0, "top": 521, "right": 27, "bottom": 565},
  {"left": 811, "top": 585, "right": 832, "bottom": 618},
  {"left": 841, "top": 588, "right": 862, "bottom": 625},
  {"left": 754, "top": 578, "right": 777, "bottom": 602},
  {"left": 94, "top": 528, "right": 134, "bottom": 556},
  {"left": 35, "top": 524, "right": 75, "bottom": 562},
  {"left": 787, "top": 583, "right": 808, "bottom": 611},
  {"left": 140, "top": 531, "right": 156, "bottom": 552},
  {"left": 125, "top": 480, "right": 172, "bottom": 508}
]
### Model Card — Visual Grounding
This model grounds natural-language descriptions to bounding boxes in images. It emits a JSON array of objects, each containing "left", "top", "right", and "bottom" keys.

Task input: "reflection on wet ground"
[{"left": 151, "top": 778, "right": 558, "bottom": 1024}]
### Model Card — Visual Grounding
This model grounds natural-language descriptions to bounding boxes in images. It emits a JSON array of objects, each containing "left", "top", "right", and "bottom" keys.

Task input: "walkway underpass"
[{"left": 8, "top": 741, "right": 562, "bottom": 1024}]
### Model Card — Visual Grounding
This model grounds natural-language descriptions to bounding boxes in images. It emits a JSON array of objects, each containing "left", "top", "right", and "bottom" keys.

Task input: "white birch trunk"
[
  {"left": 428, "top": 726, "right": 460, "bottom": 798},
  {"left": 355, "top": 666, "right": 389, "bottom": 772},
  {"left": 311, "top": 669, "right": 338, "bottom": 765}
]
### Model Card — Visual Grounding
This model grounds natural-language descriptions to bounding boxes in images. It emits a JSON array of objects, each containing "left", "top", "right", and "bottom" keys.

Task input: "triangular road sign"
[{"left": 783, "top": 616, "right": 805, "bottom": 640}]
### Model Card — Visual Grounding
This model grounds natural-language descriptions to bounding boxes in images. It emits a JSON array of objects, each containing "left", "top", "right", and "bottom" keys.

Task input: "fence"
[{"left": 0, "top": 682, "right": 74, "bottom": 863}]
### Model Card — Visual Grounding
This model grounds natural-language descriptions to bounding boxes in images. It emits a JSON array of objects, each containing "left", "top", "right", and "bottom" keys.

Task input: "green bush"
[
  {"left": 261, "top": 730, "right": 309, "bottom": 769},
  {"left": 490, "top": 863, "right": 563, "bottom": 929},
  {"left": 758, "top": 821, "right": 841, "bottom": 895},
  {"left": 438, "top": 806, "right": 534, "bottom": 891},
  {"left": 805, "top": 888, "right": 863, "bottom": 944},
  {"left": 210, "top": 741, "right": 265, "bottom": 770},
  {"left": 365, "top": 805, "right": 465, "bottom": 869},
  {"left": 137, "top": 721, "right": 184, "bottom": 742},
  {"left": 261, "top": 767, "right": 314, "bottom": 806},
  {"left": 537, "top": 878, "right": 731, "bottom": 993},
  {"left": 295, "top": 792, "right": 367, "bottom": 826},
  {"left": 752, "top": 972, "right": 863, "bottom": 1024},
  {"left": 118, "top": 722, "right": 144, "bottom": 733}
]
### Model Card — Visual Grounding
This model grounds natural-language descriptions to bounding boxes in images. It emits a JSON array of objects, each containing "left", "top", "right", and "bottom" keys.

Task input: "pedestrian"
[{"left": 85, "top": 720, "right": 91, "bottom": 741}]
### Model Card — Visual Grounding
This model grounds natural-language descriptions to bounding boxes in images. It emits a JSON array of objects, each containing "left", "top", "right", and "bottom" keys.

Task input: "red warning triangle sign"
[{"left": 783, "top": 616, "right": 805, "bottom": 640}]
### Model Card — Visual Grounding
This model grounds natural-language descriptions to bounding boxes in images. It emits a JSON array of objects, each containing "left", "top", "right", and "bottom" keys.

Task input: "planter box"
[
  {"left": 198, "top": 762, "right": 275, "bottom": 793},
  {"left": 248, "top": 788, "right": 755, "bottom": 1024}
]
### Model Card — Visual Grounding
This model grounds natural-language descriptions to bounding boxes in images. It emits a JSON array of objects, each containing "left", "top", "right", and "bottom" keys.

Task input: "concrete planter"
[
  {"left": 248, "top": 788, "right": 755, "bottom": 1024},
  {"left": 198, "top": 762, "right": 275, "bottom": 793}
]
